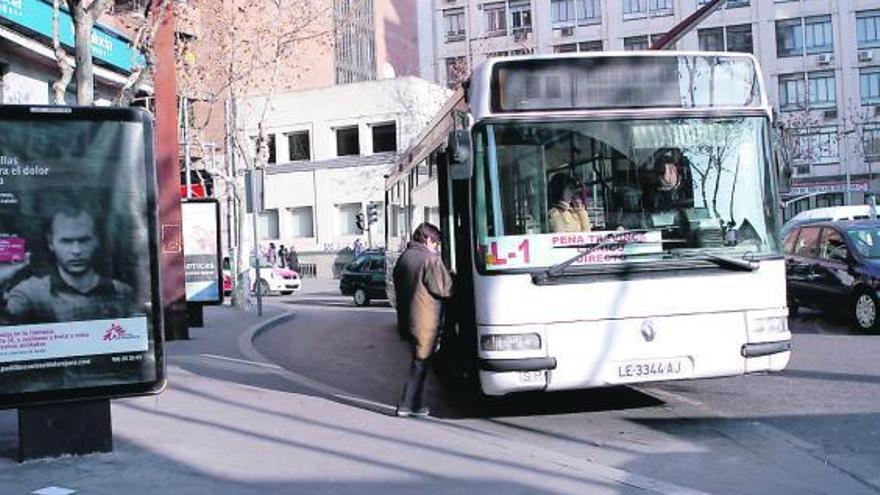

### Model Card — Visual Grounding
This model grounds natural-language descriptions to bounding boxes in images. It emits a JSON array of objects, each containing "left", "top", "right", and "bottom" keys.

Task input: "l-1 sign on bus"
[
  {"left": 181, "top": 199, "right": 223, "bottom": 304},
  {"left": 0, "top": 105, "right": 164, "bottom": 409}
]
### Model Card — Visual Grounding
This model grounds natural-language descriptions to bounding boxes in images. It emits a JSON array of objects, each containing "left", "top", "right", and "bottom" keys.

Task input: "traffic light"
[
  {"left": 368, "top": 203, "right": 379, "bottom": 225},
  {"left": 355, "top": 212, "right": 365, "bottom": 231}
]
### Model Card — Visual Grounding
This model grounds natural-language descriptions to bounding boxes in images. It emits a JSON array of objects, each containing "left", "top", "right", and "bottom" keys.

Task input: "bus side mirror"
[{"left": 448, "top": 130, "right": 473, "bottom": 180}]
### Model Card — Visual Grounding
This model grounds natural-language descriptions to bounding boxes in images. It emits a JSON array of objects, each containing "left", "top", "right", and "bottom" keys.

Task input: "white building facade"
[
  {"left": 419, "top": 0, "right": 880, "bottom": 218},
  {"left": 236, "top": 76, "right": 449, "bottom": 276}
]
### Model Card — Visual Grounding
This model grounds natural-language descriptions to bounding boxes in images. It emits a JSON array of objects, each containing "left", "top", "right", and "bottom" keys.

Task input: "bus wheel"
[
  {"left": 353, "top": 288, "right": 370, "bottom": 306},
  {"left": 852, "top": 289, "right": 878, "bottom": 332}
]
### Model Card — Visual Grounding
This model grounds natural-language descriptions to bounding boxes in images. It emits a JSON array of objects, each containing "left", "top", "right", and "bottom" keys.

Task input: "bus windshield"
[{"left": 473, "top": 117, "right": 780, "bottom": 272}]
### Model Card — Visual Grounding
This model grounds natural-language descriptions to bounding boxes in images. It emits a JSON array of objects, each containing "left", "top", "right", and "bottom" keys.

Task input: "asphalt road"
[{"left": 254, "top": 283, "right": 880, "bottom": 495}]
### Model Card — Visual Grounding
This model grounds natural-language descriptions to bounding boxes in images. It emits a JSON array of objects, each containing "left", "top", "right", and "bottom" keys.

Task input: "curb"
[{"left": 234, "top": 305, "right": 715, "bottom": 495}]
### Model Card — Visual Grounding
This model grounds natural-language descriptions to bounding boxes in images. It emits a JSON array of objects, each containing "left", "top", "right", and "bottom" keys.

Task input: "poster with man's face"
[{"left": 0, "top": 106, "right": 163, "bottom": 408}]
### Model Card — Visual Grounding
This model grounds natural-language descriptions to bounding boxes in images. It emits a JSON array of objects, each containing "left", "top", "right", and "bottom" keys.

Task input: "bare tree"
[
  {"left": 773, "top": 109, "right": 822, "bottom": 186},
  {"left": 51, "top": 0, "right": 75, "bottom": 104},
  {"left": 180, "top": 0, "right": 333, "bottom": 308},
  {"left": 50, "top": 0, "right": 115, "bottom": 105}
]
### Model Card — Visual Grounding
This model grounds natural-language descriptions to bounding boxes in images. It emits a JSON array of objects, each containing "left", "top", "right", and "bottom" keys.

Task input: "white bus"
[{"left": 385, "top": 52, "right": 791, "bottom": 396}]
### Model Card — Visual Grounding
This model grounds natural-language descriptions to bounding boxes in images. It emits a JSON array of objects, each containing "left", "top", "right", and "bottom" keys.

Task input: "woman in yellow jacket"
[{"left": 548, "top": 173, "right": 592, "bottom": 233}]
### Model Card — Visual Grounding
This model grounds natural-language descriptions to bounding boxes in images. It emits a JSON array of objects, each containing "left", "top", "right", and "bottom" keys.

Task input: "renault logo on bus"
[{"left": 641, "top": 320, "right": 656, "bottom": 342}]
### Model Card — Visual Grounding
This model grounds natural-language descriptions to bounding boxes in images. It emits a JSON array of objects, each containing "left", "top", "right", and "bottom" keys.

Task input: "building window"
[
  {"left": 779, "top": 74, "right": 806, "bottom": 110},
  {"left": 578, "top": 0, "right": 600, "bottom": 25},
  {"left": 648, "top": 0, "right": 672, "bottom": 17},
  {"left": 623, "top": 0, "right": 646, "bottom": 19},
  {"left": 726, "top": 24, "right": 753, "bottom": 53},
  {"left": 698, "top": 28, "right": 724, "bottom": 51},
  {"left": 863, "top": 125, "right": 880, "bottom": 160},
  {"left": 372, "top": 122, "right": 396, "bottom": 153},
  {"left": 776, "top": 19, "right": 803, "bottom": 57},
  {"left": 510, "top": 1, "right": 532, "bottom": 33},
  {"left": 551, "top": 0, "right": 575, "bottom": 27},
  {"left": 338, "top": 202, "right": 363, "bottom": 235},
  {"left": 287, "top": 130, "right": 310, "bottom": 161},
  {"left": 252, "top": 134, "right": 277, "bottom": 164},
  {"left": 335, "top": 126, "right": 360, "bottom": 156},
  {"left": 797, "top": 127, "right": 839, "bottom": 165},
  {"left": 334, "top": 0, "right": 376, "bottom": 84},
  {"left": 798, "top": 127, "right": 839, "bottom": 163},
  {"left": 624, "top": 35, "right": 649, "bottom": 51},
  {"left": 484, "top": 2, "right": 507, "bottom": 37},
  {"left": 857, "top": 10, "right": 880, "bottom": 49},
  {"left": 700, "top": 0, "right": 748, "bottom": 7},
  {"left": 445, "top": 56, "right": 468, "bottom": 87},
  {"left": 804, "top": 15, "right": 833, "bottom": 54},
  {"left": 258, "top": 209, "right": 280, "bottom": 240},
  {"left": 286, "top": 206, "right": 314, "bottom": 238},
  {"left": 808, "top": 71, "right": 836, "bottom": 108},
  {"left": 649, "top": 33, "right": 670, "bottom": 49},
  {"left": 443, "top": 8, "right": 466, "bottom": 42},
  {"left": 861, "top": 68, "right": 880, "bottom": 105},
  {"left": 554, "top": 41, "right": 601, "bottom": 53},
  {"left": 579, "top": 40, "right": 602, "bottom": 51}
]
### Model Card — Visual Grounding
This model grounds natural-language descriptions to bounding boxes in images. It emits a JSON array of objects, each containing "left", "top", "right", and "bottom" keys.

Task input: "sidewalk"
[{"left": 0, "top": 279, "right": 707, "bottom": 495}]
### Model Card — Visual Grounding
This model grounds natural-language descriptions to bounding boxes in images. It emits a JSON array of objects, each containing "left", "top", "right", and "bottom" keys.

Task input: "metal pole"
[
  {"left": 183, "top": 96, "right": 192, "bottom": 199},
  {"left": 250, "top": 170, "right": 262, "bottom": 316}
]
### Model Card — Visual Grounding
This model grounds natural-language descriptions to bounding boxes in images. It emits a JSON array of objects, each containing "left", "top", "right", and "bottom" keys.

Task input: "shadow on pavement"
[{"left": 251, "top": 291, "right": 664, "bottom": 421}]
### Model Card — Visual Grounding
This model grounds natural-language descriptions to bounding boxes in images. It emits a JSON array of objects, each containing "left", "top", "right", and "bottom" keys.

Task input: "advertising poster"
[
  {"left": 182, "top": 199, "right": 222, "bottom": 304},
  {"left": 0, "top": 105, "right": 164, "bottom": 409}
]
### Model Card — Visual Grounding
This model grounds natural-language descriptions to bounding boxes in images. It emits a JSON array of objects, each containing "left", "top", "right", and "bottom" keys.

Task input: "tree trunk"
[{"left": 71, "top": 5, "right": 95, "bottom": 105}]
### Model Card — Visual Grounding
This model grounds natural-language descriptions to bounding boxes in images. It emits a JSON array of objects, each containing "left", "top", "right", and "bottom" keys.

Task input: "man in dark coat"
[{"left": 393, "top": 222, "right": 452, "bottom": 417}]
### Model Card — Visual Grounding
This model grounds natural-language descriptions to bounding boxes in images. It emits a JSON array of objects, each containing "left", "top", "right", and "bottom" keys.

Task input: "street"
[{"left": 254, "top": 281, "right": 880, "bottom": 495}]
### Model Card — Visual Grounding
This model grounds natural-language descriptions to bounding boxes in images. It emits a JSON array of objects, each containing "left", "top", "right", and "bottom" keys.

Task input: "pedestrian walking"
[
  {"left": 286, "top": 245, "right": 300, "bottom": 272},
  {"left": 353, "top": 238, "right": 364, "bottom": 257},
  {"left": 393, "top": 222, "right": 452, "bottom": 418},
  {"left": 278, "top": 245, "right": 288, "bottom": 268},
  {"left": 264, "top": 242, "right": 277, "bottom": 266}
]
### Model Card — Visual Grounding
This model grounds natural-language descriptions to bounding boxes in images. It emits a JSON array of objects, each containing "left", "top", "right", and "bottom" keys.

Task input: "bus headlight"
[
  {"left": 746, "top": 311, "right": 789, "bottom": 336},
  {"left": 480, "top": 333, "right": 542, "bottom": 351}
]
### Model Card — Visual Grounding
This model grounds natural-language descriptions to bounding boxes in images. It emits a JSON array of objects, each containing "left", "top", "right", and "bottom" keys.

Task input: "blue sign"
[{"left": 0, "top": 0, "right": 141, "bottom": 73}]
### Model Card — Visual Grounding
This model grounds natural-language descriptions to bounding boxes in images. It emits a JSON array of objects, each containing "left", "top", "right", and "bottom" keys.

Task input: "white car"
[{"left": 223, "top": 258, "right": 302, "bottom": 296}]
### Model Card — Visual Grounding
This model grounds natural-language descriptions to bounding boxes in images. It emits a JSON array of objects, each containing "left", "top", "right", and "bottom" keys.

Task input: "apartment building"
[{"left": 419, "top": 0, "right": 880, "bottom": 218}]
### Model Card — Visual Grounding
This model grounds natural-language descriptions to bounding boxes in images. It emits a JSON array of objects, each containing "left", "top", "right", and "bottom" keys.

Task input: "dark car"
[
  {"left": 784, "top": 220, "right": 880, "bottom": 332},
  {"left": 339, "top": 251, "right": 387, "bottom": 306}
]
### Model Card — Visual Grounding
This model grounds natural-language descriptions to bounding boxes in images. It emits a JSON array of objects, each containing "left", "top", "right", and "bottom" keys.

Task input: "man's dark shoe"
[
  {"left": 411, "top": 407, "right": 430, "bottom": 418},
  {"left": 395, "top": 407, "right": 412, "bottom": 417}
]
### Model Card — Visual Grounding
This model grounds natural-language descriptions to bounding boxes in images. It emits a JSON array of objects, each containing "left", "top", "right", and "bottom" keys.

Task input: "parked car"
[
  {"left": 339, "top": 251, "right": 387, "bottom": 306},
  {"left": 783, "top": 220, "right": 880, "bottom": 332},
  {"left": 221, "top": 256, "right": 301, "bottom": 296},
  {"left": 781, "top": 205, "right": 874, "bottom": 239}
]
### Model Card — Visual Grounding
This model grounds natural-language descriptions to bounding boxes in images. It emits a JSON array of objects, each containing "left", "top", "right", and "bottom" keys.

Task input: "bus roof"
[{"left": 469, "top": 51, "right": 770, "bottom": 121}]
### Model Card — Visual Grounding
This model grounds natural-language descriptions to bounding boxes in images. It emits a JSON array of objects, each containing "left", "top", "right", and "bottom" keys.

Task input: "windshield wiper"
[
  {"left": 545, "top": 231, "right": 646, "bottom": 278},
  {"left": 673, "top": 252, "right": 758, "bottom": 272}
]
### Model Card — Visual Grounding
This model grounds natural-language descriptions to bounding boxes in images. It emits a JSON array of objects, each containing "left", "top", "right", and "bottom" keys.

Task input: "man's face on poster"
[{"left": 48, "top": 212, "right": 99, "bottom": 276}]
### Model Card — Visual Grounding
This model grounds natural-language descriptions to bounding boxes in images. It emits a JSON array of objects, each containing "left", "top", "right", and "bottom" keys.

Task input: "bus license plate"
[{"left": 609, "top": 357, "right": 693, "bottom": 383}]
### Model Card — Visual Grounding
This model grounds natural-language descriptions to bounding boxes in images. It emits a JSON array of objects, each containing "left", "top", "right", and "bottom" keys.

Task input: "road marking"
[
  {"left": 639, "top": 386, "right": 703, "bottom": 407},
  {"left": 198, "top": 353, "right": 284, "bottom": 371}
]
